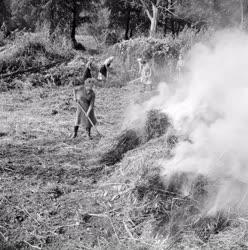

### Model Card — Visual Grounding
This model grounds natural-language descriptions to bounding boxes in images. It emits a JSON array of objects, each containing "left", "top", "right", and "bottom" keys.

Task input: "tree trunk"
[
  {"left": 171, "top": 17, "right": 175, "bottom": 35},
  {"left": 213, "top": 0, "right": 220, "bottom": 11},
  {"left": 141, "top": 0, "right": 159, "bottom": 37},
  {"left": 71, "top": 0, "right": 77, "bottom": 48},
  {"left": 130, "top": 28, "right": 133, "bottom": 38},
  {"left": 124, "top": 8, "right": 131, "bottom": 40},
  {"left": 149, "top": 3, "right": 158, "bottom": 37}
]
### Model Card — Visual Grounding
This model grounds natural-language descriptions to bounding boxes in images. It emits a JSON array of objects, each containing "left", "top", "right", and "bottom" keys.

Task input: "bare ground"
[
  {"left": 0, "top": 84, "right": 143, "bottom": 250},
  {"left": 1, "top": 84, "right": 248, "bottom": 250}
]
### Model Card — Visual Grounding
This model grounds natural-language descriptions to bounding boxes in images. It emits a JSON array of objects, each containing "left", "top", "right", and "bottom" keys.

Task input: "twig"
[
  {"left": 0, "top": 231, "right": 7, "bottom": 242},
  {"left": 14, "top": 205, "right": 43, "bottom": 226},
  {"left": 88, "top": 213, "right": 120, "bottom": 243},
  {"left": 123, "top": 220, "right": 134, "bottom": 239},
  {"left": 23, "top": 240, "right": 41, "bottom": 250}
]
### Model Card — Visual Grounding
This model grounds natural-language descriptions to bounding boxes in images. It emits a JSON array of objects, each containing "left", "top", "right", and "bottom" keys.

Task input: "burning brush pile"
[
  {"left": 100, "top": 109, "right": 172, "bottom": 166},
  {"left": 97, "top": 31, "right": 248, "bottom": 248},
  {"left": 98, "top": 110, "right": 233, "bottom": 247},
  {"left": 124, "top": 171, "right": 231, "bottom": 246}
]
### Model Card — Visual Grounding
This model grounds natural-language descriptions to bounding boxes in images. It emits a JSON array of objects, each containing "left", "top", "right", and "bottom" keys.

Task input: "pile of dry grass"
[
  {"left": 0, "top": 33, "right": 73, "bottom": 75},
  {"left": 99, "top": 127, "right": 232, "bottom": 248},
  {"left": 100, "top": 129, "right": 141, "bottom": 166},
  {"left": 126, "top": 171, "right": 230, "bottom": 244},
  {"left": 144, "top": 109, "right": 171, "bottom": 142},
  {"left": 100, "top": 110, "right": 172, "bottom": 166}
]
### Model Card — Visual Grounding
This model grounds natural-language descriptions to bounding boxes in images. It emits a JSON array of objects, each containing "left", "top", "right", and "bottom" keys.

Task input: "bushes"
[
  {"left": 108, "top": 28, "right": 212, "bottom": 82},
  {"left": 0, "top": 33, "right": 74, "bottom": 75},
  {"left": 129, "top": 171, "right": 230, "bottom": 242}
]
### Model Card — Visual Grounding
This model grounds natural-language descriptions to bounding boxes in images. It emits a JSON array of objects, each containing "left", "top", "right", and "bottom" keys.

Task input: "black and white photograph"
[{"left": 1, "top": 0, "right": 248, "bottom": 249}]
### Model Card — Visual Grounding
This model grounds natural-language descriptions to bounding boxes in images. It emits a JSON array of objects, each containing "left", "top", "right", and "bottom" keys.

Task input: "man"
[
  {"left": 137, "top": 58, "right": 143, "bottom": 74},
  {"left": 140, "top": 59, "right": 152, "bottom": 91},
  {"left": 71, "top": 78, "right": 97, "bottom": 139},
  {"left": 176, "top": 53, "right": 184, "bottom": 80},
  {"left": 82, "top": 57, "right": 94, "bottom": 83},
  {"left": 1, "top": 21, "right": 8, "bottom": 38},
  {"left": 97, "top": 56, "right": 114, "bottom": 82}
]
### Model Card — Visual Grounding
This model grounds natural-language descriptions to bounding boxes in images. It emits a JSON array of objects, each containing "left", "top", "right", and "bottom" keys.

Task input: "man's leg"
[
  {"left": 71, "top": 108, "right": 81, "bottom": 138},
  {"left": 86, "top": 127, "right": 92, "bottom": 140}
]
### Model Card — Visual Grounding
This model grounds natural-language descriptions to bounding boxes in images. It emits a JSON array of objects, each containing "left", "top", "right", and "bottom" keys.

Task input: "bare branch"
[{"left": 140, "top": 0, "right": 153, "bottom": 20}]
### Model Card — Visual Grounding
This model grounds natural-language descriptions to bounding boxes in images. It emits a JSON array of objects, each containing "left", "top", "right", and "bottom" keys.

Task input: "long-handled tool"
[
  {"left": 126, "top": 77, "right": 142, "bottom": 85},
  {"left": 76, "top": 101, "right": 103, "bottom": 137}
]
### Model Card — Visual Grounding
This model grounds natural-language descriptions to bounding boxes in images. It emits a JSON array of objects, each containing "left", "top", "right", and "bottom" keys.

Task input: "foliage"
[
  {"left": 0, "top": 32, "right": 73, "bottom": 75},
  {"left": 105, "top": 0, "right": 147, "bottom": 39},
  {"left": 85, "top": 7, "right": 110, "bottom": 45},
  {"left": 9, "top": 0, "right": 97, "bottom": 48},
  {"left": 108, "top": 27, "right": 211, "bottom": 83}
]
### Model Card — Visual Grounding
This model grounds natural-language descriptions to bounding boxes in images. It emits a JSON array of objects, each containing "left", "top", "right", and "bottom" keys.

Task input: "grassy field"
[
  {"left": 1, "top": 82, "right": 248, "bottom": 250},
  {"left": 1, "top": 33, "right": 248, "bottom": 249},
  {"left": 0, "top": 82, "right": 148, "bottom": 249}
]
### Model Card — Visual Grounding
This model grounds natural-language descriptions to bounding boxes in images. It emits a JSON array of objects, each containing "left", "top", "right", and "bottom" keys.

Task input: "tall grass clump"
[
  {"left": 0, "top": 32, "right": 74, "bottom": 74},
  {"left": 100, "top": 109, "right": 171, "bottom": 166}
]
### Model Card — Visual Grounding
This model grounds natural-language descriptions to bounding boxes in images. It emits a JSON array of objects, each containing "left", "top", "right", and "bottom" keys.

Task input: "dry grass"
[
  {"left": 100, "top": 109, "right": 171, "bottom": 167},
  {"left": 1, "top": 80, "right": 248, "bottom": 250},
  {"left": 100, "top": 129, "right": 141, "bottom": 166},
  {"left": 0, "top": 32, "right": 73, "bottom": 75},
  {"left": 0, "top": 82, "right": 140, "bottom": 249},
  {"left": 1, "top": 33, "right": 248, "bottom": 250}
]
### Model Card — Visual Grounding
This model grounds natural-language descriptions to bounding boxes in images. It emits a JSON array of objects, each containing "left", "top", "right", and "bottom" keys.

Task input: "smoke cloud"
[
  {"left": 160, "top": 29, "right": 248, "bottom": 214},
  {"left": 123, "top": 29, "right": 248, "bottom": 214}
]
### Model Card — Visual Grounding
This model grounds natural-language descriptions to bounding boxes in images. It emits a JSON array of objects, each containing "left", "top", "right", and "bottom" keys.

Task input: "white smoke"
[{"left": 160, "top": 29, "right": 248, "bottom": 214}]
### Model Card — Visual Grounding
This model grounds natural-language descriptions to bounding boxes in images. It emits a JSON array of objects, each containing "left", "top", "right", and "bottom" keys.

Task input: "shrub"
[
  {"left": 104, "top": 30, "right": 119, "bottom": 46},
  {"left": 0, "top": 32, "right": 74, "bottom": 75},
  {"left": 107, "top": 28, "right": 212, "bottom": 82}
]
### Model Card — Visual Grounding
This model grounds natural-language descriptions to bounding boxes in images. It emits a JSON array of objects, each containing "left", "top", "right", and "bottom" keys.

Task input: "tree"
[
  {"left": 40, "top": 0, "right": 96, "bottom": 48},
  {"left": 86, "top": 7, "right": 110, "bottom": 46},
  {"left": 0, "top": 0, "right": 11, "bottom": 26},
  {"left": 10, "top": 0, "right": 96, "bottom": 48},
  {"left": 105, "top": 0, "right": 144, "bottom": 40},
  {"left": 140, "top": 0, "right": 161, "bottom": 37}
]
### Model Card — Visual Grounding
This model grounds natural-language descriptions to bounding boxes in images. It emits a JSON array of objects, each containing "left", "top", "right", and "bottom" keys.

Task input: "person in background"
[
  {"left": 140, "top": 59, "right": 152, "bottom": 91},
  {"left": 137, "top": 58, "right": 143, "bottom": 74},
  {"left": 176, "top": 53, "right": 184, "bottom": 80},
  {"left": 82, "top": 57, "right": 94, "bottom": 83},
  {"left": 98, "top": 56, "right": 114, "bottom": 82},
  {"left": 71, "top": 78, "right": 97, "bottom": 140},
  {"left": 1, "top": 21, "right": 8, "bottom": 38}
]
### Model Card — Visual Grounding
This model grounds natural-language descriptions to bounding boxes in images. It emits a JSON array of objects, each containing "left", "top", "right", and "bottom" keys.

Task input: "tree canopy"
[{"left": 1, "top": 0, "right": 248, "bottom": 43}]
